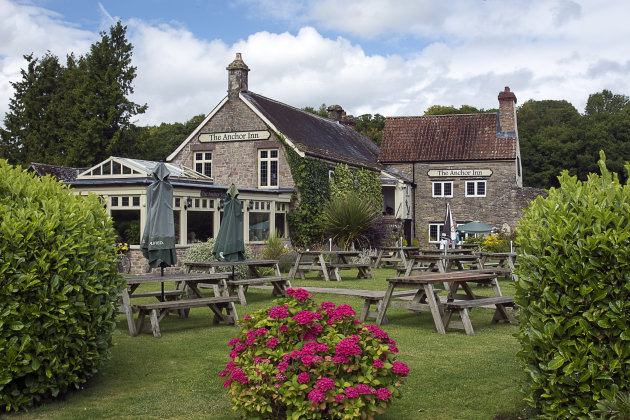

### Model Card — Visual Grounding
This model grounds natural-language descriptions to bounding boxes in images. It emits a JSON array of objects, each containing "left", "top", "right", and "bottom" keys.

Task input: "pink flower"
[
  {"left": 228, "top": 338, "right": 242, "bottom": 347},
  {"left": 335, "top": 337, "right": 362, "bottom": 359},
  {"left": 332, "top": 355, "right": 347, "bottom": 364},
  {"left": 344, "top": 387, "right": 359, "bottom": 398},
  {"left": 301, "top": 355, "right": 316, "bottom": 366},
  {"left": 297, "top": 372, "right": 310, "bottom": 384},
  {"left": 316, "top": 377, "right": 335, "bottom": 391},
  {"left": 319, "top": 301, "right": 336, "bottom": 310},
  {"left": 268, "top": 305, "right": 290, "bottom": 319},
  {"left": 275, "top": 372, "right": 287, "bottom": 381},
  {"left": 317, "top": 343, "right": 329, "bottom": 352},
  {"left": 392, "top": 362, "right": 409, "bottom": 376},
  {"left": 230, "top": 368, "right": 248, "bottom": 384},
  {"left": 376, "top": 387, "right": 392, "bottom": 401},
  {"left": 277, "top": 361, "right": 289, "bottom": 372},
  {"left": 278, "top": 325, "right": 289, "bottom": 333},
  {"left": 245, "top": 336, "right": 256, "bottom": 345},
  {"left": 229, "top": 350, "right": 238, "bottom": 359},
  {"left": 243, "top": 315, "right": 251, "bottom": 319},
  {"left": 373, "top": 359, "right": 384, "bottom": 368},
  {"left": 308, "top": 388, "right": 325, "bottom": 403},
  {"left": 223, "top": 379, "right": 233, "bottom": 388},
  {"left": 266, "top": 337, "right": 278, "bottom": 349},
  {"left": 364, "top": 324, "right": 389, "bottom": 341},
  {"left": 302, "top": 341, "right": 319, "bottom": 355},
  {"left": 355, "top": 384, "right": 374, "bottom": 395},
  {"left": 389, "top": 344, "right": 399, "bottom": 353},
  {"left": 335, "top": 394, "right": 346, "bottom": 402},
  {"left": 327, "top": 304, "right": 356, "bottom": 322},
  {"left": 286, "top": 288, "right": 313, "bottom": 302},
  {"left": 293, "top": 310, "right": 323, "bottom": 325}
]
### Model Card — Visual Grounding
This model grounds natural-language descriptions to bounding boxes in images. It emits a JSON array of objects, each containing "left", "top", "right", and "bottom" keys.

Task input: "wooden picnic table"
[
  {"left": 289, "top": 250, "right": 374, "bottom": 282},
  {"left": 373, "top": 246, "right": 420, "bottom": 268},
  {"left": 397, "top": 253, "right": 481, "bottom": 276},
  {"left": 376, "top": 271, "right": 517, "bottom": 335},
  {"left": 183, "top": 259, "right": 290, "bottom": 305},
  {"left": 121, "top": 272, "right": 237, "bottom": 338},
  {"left": 477, "top": 252, "right": 518, "bottom": 280}
]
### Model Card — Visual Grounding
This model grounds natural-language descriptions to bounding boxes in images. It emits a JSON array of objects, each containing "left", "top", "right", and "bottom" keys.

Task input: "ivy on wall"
[
  {"left": 330, "top": 163, "right": 383, "bottom": 211},
  {"left": 281, "top": 139, "right": 330, "bottom": 248}
]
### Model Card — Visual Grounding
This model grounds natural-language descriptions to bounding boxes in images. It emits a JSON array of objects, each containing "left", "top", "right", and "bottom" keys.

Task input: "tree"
[
  {"left": 302, "top": 103, "right": 328, "bottom": 118},
  {"left": 355, "top": 113, "right": 385, "bottom": 146},
  {"left": 1, "top": 53, "right": 66, "bottom": 165},
  {"left": 423, "top": 104, "right": 495, "bottom": 115},
  {"left": 584, "top": 89, "right": 630, "bottom": 116},
  {"left": 64, "top": 22, "right": 147, "bottom": 166},
  {"left": 1, "top": 22, "right": 146, "bottom": 167},
  {"left": 128, "top": 114, "right": 205, "bottom": 161}
]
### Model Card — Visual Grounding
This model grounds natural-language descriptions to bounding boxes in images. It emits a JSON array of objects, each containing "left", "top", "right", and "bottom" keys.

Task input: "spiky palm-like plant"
[{"left": 320, "top": 192, "right": 379, "bottom": 250}]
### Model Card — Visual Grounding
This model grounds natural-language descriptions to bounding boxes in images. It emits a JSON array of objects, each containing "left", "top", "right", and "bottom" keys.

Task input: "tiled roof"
[
  {"left": 378, "top": 113, "right": 517, "bottom": 163},
  {"left": 243, "top": 92, "right": 381, "bottom": 169},
  {"left": 28, "top": 162, "right": 85, "bottom": 181}
]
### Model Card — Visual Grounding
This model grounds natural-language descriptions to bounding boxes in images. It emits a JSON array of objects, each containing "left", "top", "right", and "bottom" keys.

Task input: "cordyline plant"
[{"left": 220, "top": 288, "right": 409, "bottom": 419}]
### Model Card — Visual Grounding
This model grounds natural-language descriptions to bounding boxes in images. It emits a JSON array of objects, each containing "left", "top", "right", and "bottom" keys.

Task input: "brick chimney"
[
  {"left": 327, "top": 104, "right": 345, "bottom": 121},
  {"left": 498, "top": 86, "right": 517, "bottom": 133},
  {"left": 227, "top": 53, "right": 249, "bottom": 99}
]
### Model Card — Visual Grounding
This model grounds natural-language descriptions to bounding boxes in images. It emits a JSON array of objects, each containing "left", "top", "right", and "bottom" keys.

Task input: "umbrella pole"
[{"left": 160, "top": 264, "right": 165, "bottom": 301}]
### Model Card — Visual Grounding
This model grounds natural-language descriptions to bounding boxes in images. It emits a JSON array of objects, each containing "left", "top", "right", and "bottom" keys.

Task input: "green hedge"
[
  {"left": 515, "top": 152, "right": 630, "bottom": 418},
  {"left": 0, "top": 161, "right": 124, "bottom": 411}
]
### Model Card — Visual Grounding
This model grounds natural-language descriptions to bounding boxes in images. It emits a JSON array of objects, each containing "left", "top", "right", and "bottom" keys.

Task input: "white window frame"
[
  {"left": 465, "top": 180, "right": 486, "bottom": 197},
  {"left": 258, "top": 149, "right": 279, "bottom": 188},
  {"left": 428, "top": 223, "right": 445, "bottom": 243},
  {"left": 432, "top": 181, "right": 453, "bottom": 198},
  {"left": 194, "top": 152, "right": 212, "bottom": 177}
]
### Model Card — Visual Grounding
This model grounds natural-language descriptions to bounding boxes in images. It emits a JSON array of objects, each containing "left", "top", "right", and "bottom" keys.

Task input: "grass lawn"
[{"left": 6, "top": 268, "right": 526, "bottom": 420}]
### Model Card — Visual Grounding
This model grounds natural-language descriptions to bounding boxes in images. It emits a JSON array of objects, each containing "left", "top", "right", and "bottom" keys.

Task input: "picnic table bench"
[
  {"left": 289, "top": 251, "right": 374, "bottom": 282},
  {"left": 442, "top": 295, "right": 516, "bottom": 336},
  {"left": 134, "top": 295, "right": 240, "bottom": 338},
  {"left": 297, "top": 286, "right": 440, "bottom": 324},
  {"left": 227, "top": 276, "right": 291, "bottom": 305}
]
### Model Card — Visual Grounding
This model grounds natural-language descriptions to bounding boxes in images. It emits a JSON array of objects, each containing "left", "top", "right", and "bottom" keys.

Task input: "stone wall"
[
  {"left": 170, "top": 98, "right": 295, "bottom": 190},
  {"left": 387, "top": 160, "right": 545, "bottom": 240}
]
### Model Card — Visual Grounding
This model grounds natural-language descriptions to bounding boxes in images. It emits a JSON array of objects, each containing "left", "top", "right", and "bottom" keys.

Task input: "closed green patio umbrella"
[
  {"left": 141, "top": 162, "right": 177, "bottom": 286},
  {"left": 213, "top": 184, "right": 246, "bottom": 263}
]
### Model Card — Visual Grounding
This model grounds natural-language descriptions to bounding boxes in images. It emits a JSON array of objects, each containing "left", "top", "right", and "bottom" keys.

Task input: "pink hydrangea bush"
[{"left": 220, "top": 288, "right": 409, "bottom": 419}]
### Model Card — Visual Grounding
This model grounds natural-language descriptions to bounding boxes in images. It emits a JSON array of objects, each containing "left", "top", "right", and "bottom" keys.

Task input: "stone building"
[{"left": 379, "top": 87, "right": 543, "bottom": 245}]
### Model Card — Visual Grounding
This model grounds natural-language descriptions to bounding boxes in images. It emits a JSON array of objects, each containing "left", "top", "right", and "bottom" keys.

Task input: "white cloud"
[{"left": 1, "top": 0, "right": 630, "bottom": 128}]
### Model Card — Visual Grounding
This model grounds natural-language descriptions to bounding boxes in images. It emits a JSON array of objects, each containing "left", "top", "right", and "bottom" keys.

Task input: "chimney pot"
[
  {"left": 227, "top": 53, "right": 250, "bottom": 98},
  {"left": 327, "top": 105, "right": 344, "bottom": 121},
  {"left": 498, "top": 86, "right": 517, "bottom": 133}
]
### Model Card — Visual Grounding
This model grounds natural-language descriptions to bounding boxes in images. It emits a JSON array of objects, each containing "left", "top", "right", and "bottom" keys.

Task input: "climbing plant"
[
  {"left": 281, "top": 138, "right": 330, "bottom": 248},
  {"left": 330, "top": 163, "right": 383, "bottom": 211}
]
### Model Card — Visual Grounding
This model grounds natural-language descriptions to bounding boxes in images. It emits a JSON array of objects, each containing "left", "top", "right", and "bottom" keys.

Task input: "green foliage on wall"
[
  {"left": 281, "top": 140, "right": 330, "bottom": 248},
  {"left": 0, "top": 161, "right": 123, "bottom": 411},
  {"left": 330, "top": 163, "right": 383, "bottom": 211},
  {"left": 515, "top": 151, "right": 630, "bottom": 417}
]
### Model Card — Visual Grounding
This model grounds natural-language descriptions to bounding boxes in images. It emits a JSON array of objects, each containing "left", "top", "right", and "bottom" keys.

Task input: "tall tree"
[
  {"left": 64, "top": 22, "right": 147, "bottom": 166},
  {"left": 423, "top": 104, "right": 496, "bottom": 115},
  {"left": 1, "top": 22, "right": 146, "bottom": 167},
  {"left": 355, "top": 113, "right": 385, "bottom": 146},
  {"left": 1, "top": 53, "right": 66, "bottom": 165}
]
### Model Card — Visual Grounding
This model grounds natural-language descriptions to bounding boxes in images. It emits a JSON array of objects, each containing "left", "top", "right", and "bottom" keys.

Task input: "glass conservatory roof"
[{"left": 77, "top": 157, "right": 211, "bottom": 180}]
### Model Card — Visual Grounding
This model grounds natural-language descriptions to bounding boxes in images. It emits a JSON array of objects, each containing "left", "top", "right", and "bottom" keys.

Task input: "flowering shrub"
[{"left": 220, "top": 288, "right": 409, "bottom": 419}]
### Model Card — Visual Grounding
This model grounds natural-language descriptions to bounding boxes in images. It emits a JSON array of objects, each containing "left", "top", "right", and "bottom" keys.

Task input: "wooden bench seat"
[
  {"left": 298, "top": 287, "right": 439, "bottom": 324},
  {"left": 134, "top": 296, "right": 240, "bottom": 338},
  {"left": 327, "top": 263, "right": 371, "bottom": 269},
  {"left": 130, "top": 290, "right": 185, "bottom": 299},
  {"left": 227, "top": 276, "right": 291, "bottom": 305},
  {"left": 442, "top": 296, "right": 517, "bottom": 336}
]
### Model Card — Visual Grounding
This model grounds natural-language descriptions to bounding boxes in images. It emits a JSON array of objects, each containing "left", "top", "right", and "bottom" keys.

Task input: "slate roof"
[
  {"left": 28, "top": 162, "right": 85, "bottom": 181},
  {"left": 378, "top": 113, "right": 517, "bottom": 163},
  {"left": 242, "top": 92, "right": 381, "bottom": 169}
]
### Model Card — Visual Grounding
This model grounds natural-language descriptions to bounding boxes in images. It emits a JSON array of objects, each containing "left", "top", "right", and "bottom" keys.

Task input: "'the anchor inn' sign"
[
  {"left": 199, "top": 130, "right": 271, "bottom": 142},
  {"left": 427, "top": 169, "right": 493, "bottom": 177}
]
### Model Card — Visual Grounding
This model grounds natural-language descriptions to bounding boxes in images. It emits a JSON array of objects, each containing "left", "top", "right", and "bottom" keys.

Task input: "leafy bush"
[
  {"left": 0, "top": 161, "right": 123, "bottom": 412},
  {"left": 182, "top": 238, "right": 253, "bottom": 278},
  {"left": 330, "top": 163, "right": 383, "bottom": 212},
  {"left": 262, "top": 232, "right": 293, "bottom": 273},
  {"left": 220, "top": 288, "right": 409, "bottom": 419},
  {"left": 320, "top": 192, "right": 380, "bottom": 250},
  {"left": 587, "top": 392, "right": 630, "bottom": 420},
  {"left": 515, "top": 152, "right": 630, "bottom": 417},
  {"left": 481, "top": 232, "right": 514, "bottom": 253}
]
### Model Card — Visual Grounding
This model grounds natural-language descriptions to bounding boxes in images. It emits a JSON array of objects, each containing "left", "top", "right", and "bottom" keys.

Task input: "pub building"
[
  {"left": 379, "top": 87, "right": 543, "bottom": 245},
  {"left": 34, "top": 53, "right": 412, "bottom": 272},
  {"left": 29, "top": 54, "right": 542, "bottom": 271}
]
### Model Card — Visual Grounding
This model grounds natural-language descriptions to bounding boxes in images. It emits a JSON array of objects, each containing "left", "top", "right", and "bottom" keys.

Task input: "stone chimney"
[
  {"left": 327, "top": 104, "right": 345, "bottom": 121},
  {"left": 498, "top": 86, "right": 517, "bottom": 133},
  {"left": 227, "top": 53, "right": 249, "bottom": 99},
  {"left": 342, "top": 114, "right": 356, "bottom": 129}
]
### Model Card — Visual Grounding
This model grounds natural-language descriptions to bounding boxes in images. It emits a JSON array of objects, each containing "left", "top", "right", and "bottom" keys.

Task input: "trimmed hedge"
[
  {"left": 515, "top": 152, "right": 630, "bottom": 417},
  {"left": 0, "top": 161, "right": 124, "bottom": 411}
]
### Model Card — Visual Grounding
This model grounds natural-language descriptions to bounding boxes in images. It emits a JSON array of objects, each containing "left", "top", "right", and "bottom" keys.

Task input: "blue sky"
[{"left": 1, "top": 0, "right": 630, "bottom": 126}]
